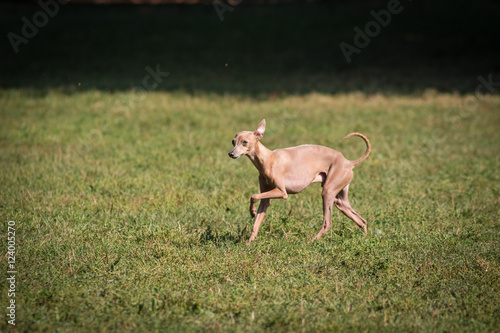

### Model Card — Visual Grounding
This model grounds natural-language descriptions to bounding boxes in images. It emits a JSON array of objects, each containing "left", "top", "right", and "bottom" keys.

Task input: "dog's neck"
[{"left": 247, "top": 141, "right": 272, "bottom": 175}]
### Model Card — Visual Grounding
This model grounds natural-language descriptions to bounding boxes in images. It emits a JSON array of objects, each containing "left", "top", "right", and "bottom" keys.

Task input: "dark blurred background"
[{"left": 1, "top": 0, "right": 499, "bottom": 95}]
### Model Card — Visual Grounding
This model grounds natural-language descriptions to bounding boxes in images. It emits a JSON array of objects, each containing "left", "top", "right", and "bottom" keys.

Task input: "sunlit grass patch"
[{"left": 0, "top": 86, "right": 499, "bottom": 331}]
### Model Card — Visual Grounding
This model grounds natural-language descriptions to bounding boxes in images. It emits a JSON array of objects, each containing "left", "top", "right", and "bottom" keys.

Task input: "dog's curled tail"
[{"left": 344, "top": 133, "right": 371, "bottom": 166}]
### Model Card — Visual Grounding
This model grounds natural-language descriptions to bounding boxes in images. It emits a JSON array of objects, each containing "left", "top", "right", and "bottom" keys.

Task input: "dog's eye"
[
  {"left": 242, "top": 141, "right": 248, "bottom": 145},
  {"left": 232, "top": 140, "right": 235, "bottom": 146}
]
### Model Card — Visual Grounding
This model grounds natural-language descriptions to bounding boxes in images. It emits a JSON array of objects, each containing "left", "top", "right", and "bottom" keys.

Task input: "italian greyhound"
[{"left": 228, "top": 119, "right": 370, "bottom": 244}]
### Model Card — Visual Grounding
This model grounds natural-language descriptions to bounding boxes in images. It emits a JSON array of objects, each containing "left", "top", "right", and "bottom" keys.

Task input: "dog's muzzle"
[{"left": 228, "top": 151, "right": 239, "bottom": 159}]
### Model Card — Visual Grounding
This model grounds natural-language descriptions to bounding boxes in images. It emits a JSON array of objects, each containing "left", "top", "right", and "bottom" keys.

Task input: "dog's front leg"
[
  {"left": 247, "top": 198, "right": 270, "bottom": 245},
  {"left": 249, "top": 187, "right": 288, "bottom": 217},
  {"left": 247, "top": 186, "right": 288, "bottom": 245}
]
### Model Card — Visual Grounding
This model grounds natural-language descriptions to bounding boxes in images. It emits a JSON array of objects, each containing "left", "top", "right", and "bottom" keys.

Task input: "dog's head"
[{"left": 228, "top": 119, "right": 266, "bottom": 159}]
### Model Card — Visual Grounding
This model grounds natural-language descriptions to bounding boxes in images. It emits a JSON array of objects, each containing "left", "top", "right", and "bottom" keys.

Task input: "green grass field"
[{"left": 1, "top": 1, "right": 499, "bottom": 332}]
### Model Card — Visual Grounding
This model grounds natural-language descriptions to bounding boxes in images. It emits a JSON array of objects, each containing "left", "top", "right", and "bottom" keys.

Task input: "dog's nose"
[{"left": 228, "top": 152, "right": 234, "bottom": 158}]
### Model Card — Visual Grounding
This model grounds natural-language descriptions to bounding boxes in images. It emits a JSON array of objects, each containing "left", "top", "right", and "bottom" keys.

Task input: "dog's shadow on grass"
[{"left": 198, "top": 225, "right": 249, "bottom": 246}]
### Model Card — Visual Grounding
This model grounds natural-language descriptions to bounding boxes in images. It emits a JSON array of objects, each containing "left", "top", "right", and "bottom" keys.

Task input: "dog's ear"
[{"left": 254, "top": 119, "right": 266, "bottom": 139}]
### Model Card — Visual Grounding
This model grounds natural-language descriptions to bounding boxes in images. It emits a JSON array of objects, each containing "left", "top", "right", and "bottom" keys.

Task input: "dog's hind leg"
[
  {"left": 311, "top": 169, "right": 354, "bottom": 242},
  {"left": 334, "top": 184, "right": 367, "bottom": 232},
  {"left": 310, "top": 189, "right": 336, "bottom": 242}
]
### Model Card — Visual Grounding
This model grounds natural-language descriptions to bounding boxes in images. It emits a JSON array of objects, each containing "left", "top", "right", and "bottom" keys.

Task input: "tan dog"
[{"left": 228, "top": 119, "right": 370, "bottom": 244}]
